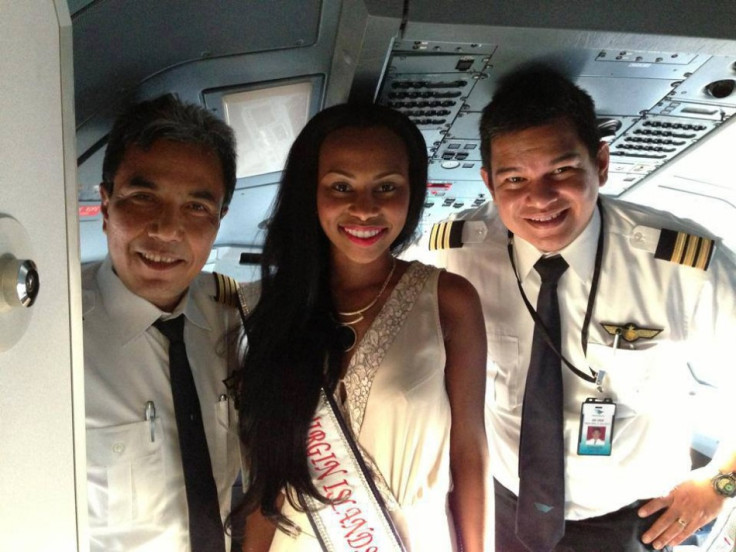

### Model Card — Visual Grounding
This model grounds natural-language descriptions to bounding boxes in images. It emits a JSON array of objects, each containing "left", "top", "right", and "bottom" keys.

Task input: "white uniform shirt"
[
  {"left": 425, "top": 197, "right": 736, "bottom": 520},
  {"left": 84, "top": 257, "right": 243, "bottom": 551}
]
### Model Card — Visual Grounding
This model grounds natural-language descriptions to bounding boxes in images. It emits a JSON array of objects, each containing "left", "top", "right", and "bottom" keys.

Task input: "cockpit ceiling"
[
  {"left": 362, "top": 0, "right": 736, "bottom": 42},
  {"left": 72, "top": 0, "right": 323, "bottom": 132}
]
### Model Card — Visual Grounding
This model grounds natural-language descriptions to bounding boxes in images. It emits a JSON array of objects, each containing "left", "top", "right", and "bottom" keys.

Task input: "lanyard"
[{"left": 506, "top": 200, "right": 605, "bottom": 384}]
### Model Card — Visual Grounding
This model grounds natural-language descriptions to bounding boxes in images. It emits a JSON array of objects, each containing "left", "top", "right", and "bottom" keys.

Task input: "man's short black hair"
[
  {"left": 479, "top": 66, "right": 600, "bottom": 170},
  {"left": 101, "top": 94, "right": 237, "bottom": 208}
]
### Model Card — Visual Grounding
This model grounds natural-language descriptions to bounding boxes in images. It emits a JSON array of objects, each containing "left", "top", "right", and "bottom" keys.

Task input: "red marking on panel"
[{"left": 79, "top": 205, "right": 101, "bottom": 217}]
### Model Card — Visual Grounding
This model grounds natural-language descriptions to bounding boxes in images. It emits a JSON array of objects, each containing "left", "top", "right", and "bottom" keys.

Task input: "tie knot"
[
  {"left": 154, "top": 316, "right": 185, "bottom": 344},
  {"left": 534, "top": 255, "right": 568, "bottom": 284}
]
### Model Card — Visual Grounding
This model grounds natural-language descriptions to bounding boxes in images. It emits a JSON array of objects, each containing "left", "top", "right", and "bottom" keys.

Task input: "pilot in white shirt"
[
  {"left": 417, "top": 67, "right": 736, "bottom": 551},
  {"left": 84, "top": 259, "right": 242, "bottom": 551},
  {"left": 83, "top": 94, "right": 243, "bottom": 551}
]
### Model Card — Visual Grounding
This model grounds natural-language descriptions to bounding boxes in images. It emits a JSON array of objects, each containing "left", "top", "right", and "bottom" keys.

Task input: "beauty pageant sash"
[{"left": 301, "top": 389, "right": 406, "bottom": 552}]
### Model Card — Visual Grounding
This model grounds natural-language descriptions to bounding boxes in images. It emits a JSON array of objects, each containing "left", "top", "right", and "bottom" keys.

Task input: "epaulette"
[
  {"left": 429, "top": 221, "right": 465, "bottom": 250},
  {"left": 212, "top": 272, "right": 240, "bottom": 308},
  {"left": 428, "top": 220, "right": 487, "bottom": 250},
  {"left": 654, "top": 228, "right": 715, "bottom": 270}
]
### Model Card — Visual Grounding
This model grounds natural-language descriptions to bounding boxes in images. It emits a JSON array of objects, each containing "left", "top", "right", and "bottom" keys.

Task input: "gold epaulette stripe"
[
  {"left": 428, "top": 221, "right": 465, "bottom": 250},
  {"left": 695, "top": 237, "right": 713, "bottom": 270},
  {"left": 213, "top": 272, "right": 239, "bottom": 307},
  {"left": 654, "top": 228, "right": 714, "bottom": 270},
  {"left": 682, "top": 234, "right": 699, "bottom": 267},
  {"left": 671, "top": 231, "right": 687, "bottom": 264}
]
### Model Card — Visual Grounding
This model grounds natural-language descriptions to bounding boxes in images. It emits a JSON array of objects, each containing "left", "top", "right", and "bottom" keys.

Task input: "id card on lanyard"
[
  {"left": 508, "top": 201, "right": 620, "bottom": 456},
  {"left": 577, "top": 397, "right": 616, "bottom": 456}
]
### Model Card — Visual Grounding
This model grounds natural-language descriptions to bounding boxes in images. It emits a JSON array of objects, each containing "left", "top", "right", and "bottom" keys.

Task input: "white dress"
[{"left": 270, "top": 262, "right": 456, "bottom": 551}]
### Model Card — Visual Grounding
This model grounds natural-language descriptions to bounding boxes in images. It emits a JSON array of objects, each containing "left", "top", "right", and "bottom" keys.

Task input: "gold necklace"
[
  {"left": 335, "top": 257, "right": 396, "bottom": 351},
  {"left": 336, "top": 257, "right": 397, "bottom": 324}
]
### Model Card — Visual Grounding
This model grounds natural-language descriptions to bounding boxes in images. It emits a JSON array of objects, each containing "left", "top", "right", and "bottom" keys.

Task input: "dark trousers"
[{"left": 494, "top": 480, "right": 673, "bottom": 552}]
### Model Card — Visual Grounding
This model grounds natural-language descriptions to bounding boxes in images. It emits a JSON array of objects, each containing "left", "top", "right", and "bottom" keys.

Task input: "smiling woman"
[
  {"left": 316, "top": 125, "right": 411, "bottom": 266},
  {"left": 235, "top": 103, "right": 490, "bottom": 551}
]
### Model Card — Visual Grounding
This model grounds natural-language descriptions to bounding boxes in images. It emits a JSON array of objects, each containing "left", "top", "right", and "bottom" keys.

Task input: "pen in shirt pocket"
[
  {"left": 145, "top": 400, "right": 156, "bottom": 442},
  {"left": 218, "top": 393, "right": 229, "bottom": 426}
]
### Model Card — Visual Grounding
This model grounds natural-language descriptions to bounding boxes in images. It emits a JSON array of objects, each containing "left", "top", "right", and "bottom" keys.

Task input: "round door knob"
[{"left": 1, "top": 256, "right": 39, "bottom": 309}]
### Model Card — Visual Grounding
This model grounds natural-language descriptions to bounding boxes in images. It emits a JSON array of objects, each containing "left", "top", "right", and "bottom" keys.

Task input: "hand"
[{"left": 638, "top": 471, "right": 726, "bottom": 550}]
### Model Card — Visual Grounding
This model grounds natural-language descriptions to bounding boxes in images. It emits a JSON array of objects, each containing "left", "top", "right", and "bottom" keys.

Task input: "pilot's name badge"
[{"left": 578, "top": 397, "right": 616, "bottom": 456}]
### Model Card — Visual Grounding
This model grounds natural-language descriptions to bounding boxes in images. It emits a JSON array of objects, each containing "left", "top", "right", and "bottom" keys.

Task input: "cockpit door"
[{"left": 0, "top": 1, "right": 86, "bottom": 550}]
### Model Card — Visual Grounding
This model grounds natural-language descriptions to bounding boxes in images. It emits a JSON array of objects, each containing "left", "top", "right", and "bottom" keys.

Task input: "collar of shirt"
[
  {"left": 96, "top": 256, "right": 211, "bottom": 345},
  {"left": 513, "top": 207, "right": 601, "bottom": 285}
]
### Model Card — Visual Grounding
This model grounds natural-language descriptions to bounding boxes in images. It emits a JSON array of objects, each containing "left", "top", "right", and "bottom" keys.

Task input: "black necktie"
[
  {"left": 516, "top": 255, "right": 568, "bottom": 552},
  {"left": 154, "top": 316, "right": 225, "bottom": 552}
]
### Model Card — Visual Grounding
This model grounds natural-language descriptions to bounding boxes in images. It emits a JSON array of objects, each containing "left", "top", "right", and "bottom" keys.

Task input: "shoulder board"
[
  {"left": 429, "top": 220, "right": 488, "bottom": 250},
  {"left": 429, "top": 220, "right": 465, "bottom": 250},
  {"left": 212, "top": 272, "right": 239, "bottom": 308},
  {"left": 654, "top": 228, "right": 715, "bottom": 270}
]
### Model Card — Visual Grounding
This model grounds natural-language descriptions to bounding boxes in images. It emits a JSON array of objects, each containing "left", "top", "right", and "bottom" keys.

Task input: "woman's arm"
[
  {"left": 438, "top": 270, "right": 490, "bottom": 552},
  {"left": 240, "top": 494, "right": 282, "bottom": 552}
]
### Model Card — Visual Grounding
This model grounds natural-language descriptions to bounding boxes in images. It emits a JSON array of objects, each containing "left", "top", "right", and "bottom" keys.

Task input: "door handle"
[{"left": 0, "top": 256, "right": 39, "bottom": 311}]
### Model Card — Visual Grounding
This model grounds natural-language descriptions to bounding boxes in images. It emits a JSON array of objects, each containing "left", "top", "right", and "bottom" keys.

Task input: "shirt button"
[{"left": 112, "top": 442, "right": 125, "bottom": 454}]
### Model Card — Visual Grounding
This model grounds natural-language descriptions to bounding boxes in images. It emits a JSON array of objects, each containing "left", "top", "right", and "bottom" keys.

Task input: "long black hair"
[{"left": 237, "top": 103, "right": 427, "bottom": 529}]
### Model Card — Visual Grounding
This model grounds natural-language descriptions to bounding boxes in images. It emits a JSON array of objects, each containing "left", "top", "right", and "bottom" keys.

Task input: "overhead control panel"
[
  {"left": 375, "top": 40, "right": 495, "bottom": 229},
  {"left": 375, "top": 38, "right": 736, "bottom": 225}
]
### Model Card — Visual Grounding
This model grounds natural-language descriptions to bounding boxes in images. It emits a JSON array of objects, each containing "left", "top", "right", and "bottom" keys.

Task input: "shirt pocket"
[
  {"left": 587, "top": 343, "right": 665, "bottom": 417},
  {"left": 86, "top": 420, "right": 165, "bottom": 529},
  {"left": 488, "top": 333, "right": 522, "bottom": 411}
]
